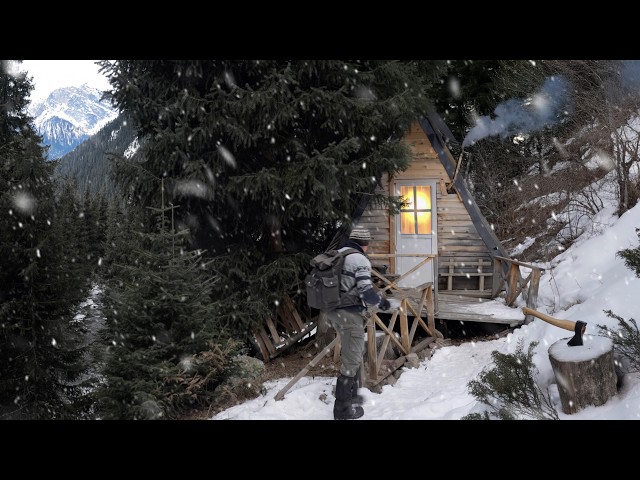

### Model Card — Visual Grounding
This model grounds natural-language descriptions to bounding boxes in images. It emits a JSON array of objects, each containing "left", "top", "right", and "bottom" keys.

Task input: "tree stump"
[{"left": 548, "top": 335, "right": 617, "bottom": 415}]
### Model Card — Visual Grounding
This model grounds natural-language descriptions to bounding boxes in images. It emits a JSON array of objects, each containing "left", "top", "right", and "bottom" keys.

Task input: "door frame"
[{"left": 392, "top": 179, "right": 438, "bottom": 287}]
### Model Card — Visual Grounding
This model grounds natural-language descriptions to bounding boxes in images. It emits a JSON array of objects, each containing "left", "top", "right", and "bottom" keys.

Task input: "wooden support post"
[
  {"left": 525, "top": 268, "right": 542, "bottom": 324},
  {"left": 400, "top": 299, "right": 410, "bottom": 353},
  {"left": 492, "top": 257, "right": 504, "bottom": 297},
  {"left": 426, "top": 285, "right": 437, "bottom": 336},
  {"left": 367, "top": 314, "right": 378, "bottom": 380},
  {"left": 505, "top": 263, "right": 521, "bottom": 305}
]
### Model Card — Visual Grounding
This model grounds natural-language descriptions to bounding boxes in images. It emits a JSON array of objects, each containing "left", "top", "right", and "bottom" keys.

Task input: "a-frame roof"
[{"left": 419, "top": 113, "right": 509, "bottom": 258}]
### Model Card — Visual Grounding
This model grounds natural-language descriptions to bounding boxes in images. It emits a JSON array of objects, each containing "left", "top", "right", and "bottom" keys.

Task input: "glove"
[{"left": 378, "top": 297, "right": 391, "bottom": 311}]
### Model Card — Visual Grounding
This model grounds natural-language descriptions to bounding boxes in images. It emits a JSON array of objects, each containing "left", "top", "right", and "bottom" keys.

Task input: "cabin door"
[{"left": 393, "top": 180, "right": 437, "bottom": 288}]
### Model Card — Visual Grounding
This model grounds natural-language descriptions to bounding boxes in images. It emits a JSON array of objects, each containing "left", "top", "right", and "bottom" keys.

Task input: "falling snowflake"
[
  {"left": 13, "top": 191, "right": 35, "bottom": 215},
  {"left": 218, "top": 145, "right": 237, "bottom": 169}
]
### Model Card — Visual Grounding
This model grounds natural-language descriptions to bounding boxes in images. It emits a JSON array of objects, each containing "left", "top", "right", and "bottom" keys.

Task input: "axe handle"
[{"left": 522, "top": 307, "right": 576, "bottom": 332}]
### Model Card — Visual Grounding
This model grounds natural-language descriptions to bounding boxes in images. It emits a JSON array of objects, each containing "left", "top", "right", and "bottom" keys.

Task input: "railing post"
[
  {"left": 524, "top": 268, "right": 542, "bottom": 324},
  {"left": 505, "top": 263, "right": 521, "bottom": 306},
  {"left": 366, "top": 313, "right": 378, "bottom": 382},
  {"left": 492, "top": 257, "right": 504, "bottom": 297},
  {"left": 400, "top": 299, "right": 410, "bottom": 354}
]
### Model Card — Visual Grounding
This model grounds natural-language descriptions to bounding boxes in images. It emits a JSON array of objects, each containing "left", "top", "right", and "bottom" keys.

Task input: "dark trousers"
[{"left": 326, "top": 307, "right": 366, "bottom": 377}]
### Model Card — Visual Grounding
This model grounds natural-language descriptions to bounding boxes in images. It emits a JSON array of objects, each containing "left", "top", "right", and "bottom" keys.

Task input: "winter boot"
[
  {"left": 333, "top": 374, "right": 364, "bottom": 420},
  {"left": 351, "top": 372, "right": 364, "bottom": 406}
]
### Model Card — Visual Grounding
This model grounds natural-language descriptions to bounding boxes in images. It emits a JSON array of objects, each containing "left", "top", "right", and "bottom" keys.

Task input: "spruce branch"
[{"left": 464, "top": 339, "right": 559, "bottom": 420}]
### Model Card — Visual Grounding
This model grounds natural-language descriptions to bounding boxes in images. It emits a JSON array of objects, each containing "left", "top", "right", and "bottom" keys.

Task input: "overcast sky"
[{"left": 18, "top": 60, "right": 111, "bottom": 103}]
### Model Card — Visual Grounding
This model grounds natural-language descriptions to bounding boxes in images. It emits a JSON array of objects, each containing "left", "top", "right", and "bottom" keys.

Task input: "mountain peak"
[{"left": 30, "top": 84, "right": 118, "bottom": 160}]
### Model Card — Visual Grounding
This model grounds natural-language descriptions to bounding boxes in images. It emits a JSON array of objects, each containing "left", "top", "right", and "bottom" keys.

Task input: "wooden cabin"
[
  {"left": 252, "top": 112, "right": 545, "bottom": 369},
  {"left": 361, "top": 113, "right": 508, "bottom": 297}
]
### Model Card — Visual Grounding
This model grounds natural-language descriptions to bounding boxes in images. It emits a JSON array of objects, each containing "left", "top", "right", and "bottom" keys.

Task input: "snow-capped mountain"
[{"left": 29, "top": 84, "right": 118, "bottom": 160}]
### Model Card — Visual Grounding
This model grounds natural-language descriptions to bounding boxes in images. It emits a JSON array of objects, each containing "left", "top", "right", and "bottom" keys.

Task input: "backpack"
[{"left": 304, "top": 248, "right": 361, "bottom": 311}]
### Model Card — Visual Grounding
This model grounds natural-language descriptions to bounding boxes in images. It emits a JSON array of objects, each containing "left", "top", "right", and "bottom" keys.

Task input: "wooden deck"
[
  {"left": 371, "top": 254, "right": 543, "bottom": 329},
  {"left": 385, "top": 289, "right": 525, "bottom": 327},
  {"left": 435, "top": 292, "right": 525, "bottom": 327}
]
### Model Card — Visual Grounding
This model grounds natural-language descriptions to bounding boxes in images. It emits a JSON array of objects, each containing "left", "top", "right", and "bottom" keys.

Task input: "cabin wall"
[{"left": 360, "top": 121, "right": 494, "bottom": 293}]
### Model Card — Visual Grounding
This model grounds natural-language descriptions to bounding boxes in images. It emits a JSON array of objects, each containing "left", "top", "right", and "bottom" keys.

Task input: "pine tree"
[
  {"left": 429, "top": 60, "right": 527, "bottom": 143},
  {"left": 94, "top": 190, "right": 241, "bottom": 419},
  {"left": 97, "top": 60, "right": 435, "bottom": 339},
  {"left": 616, "top": 228, "right": 640, "bottom": 276},
  {"left": 0, "top": 61, "right": 93, "bottom": 419},
  {"left": 463, "top": 340, "right": 559, "bottom": 420}
]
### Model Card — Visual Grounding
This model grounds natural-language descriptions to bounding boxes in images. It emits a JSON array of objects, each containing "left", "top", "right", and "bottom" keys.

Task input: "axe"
[{"left": 521, "top": 307, "right": 587, "bottom": 346}]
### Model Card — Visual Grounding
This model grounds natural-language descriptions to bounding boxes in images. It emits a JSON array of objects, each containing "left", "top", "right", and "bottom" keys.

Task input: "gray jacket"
[{"left": 338, "top": 241, "right": 384, "bottom": 311}]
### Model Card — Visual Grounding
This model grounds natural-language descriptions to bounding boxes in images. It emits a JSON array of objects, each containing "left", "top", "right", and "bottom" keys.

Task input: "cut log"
[{"left": 548, "top": 335, "right": 617, "bottom": 415}]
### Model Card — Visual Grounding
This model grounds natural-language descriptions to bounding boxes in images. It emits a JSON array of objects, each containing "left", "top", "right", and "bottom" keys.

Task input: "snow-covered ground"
[{"left": 211, "top": 201, "right": 640, "bottom": 420}]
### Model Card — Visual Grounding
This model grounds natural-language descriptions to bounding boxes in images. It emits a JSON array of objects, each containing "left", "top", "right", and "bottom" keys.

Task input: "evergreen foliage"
[
  {"left": 0, "top": 61, "right": 95, "bottom": 419},
  {"left": 94, "top": 193, "right": 242, "bottom": 420},
  {"left": 463, "top": 340, "right": 559, "bottom": 420},
  {"left": 97, "top": 60, "right": 436, "bottom": 339},
  {"left": 429, "top": 60, "right": 532, "bottom": 144},
  {"left": 597, "top": 310, "right": 640, "bottom": 375},
  {"left": 596, "top": 231, "right": 640, "bottom": 375},
  {"left": 616, "top": 228, "right": 640, "bottom": 277}
]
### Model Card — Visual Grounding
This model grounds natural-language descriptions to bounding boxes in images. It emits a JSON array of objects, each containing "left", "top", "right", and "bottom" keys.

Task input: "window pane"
[
  {"left": 400, "top": 186, "right": 413, "bottom": 209},
  {"left": 415, "top": 186, "right": 430, "bottom": 210},
  {"left": 401, "top": 212, "right": 415, "bottom": 234},
  {"left": 399, "top": 185, "right": 431, "bottom": 235},
  {"left": 416, "top": 212, "right": 431, "bottom": 234}
]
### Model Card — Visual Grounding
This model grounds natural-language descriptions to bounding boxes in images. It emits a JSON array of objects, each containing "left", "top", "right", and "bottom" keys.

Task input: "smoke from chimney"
[
  {"left": 619, "top": 60, "right": 640, "bottom": 91},
  {"left": 462, "top": 75, "right": 571, "bottom": 148}
]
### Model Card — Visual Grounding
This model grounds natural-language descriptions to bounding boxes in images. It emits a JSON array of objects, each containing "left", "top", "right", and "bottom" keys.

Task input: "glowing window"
[{"left": 400, "top": 185, "right": 431, "bottom": 234}]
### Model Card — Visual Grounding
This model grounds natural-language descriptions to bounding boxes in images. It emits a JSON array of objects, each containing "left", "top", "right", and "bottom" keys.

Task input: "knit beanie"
[{"left": 349, "top": 227, "right": 371, "bottom": 244}]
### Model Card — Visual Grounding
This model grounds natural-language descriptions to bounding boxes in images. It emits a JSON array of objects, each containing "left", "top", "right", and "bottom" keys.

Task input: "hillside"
[
  {"left": 204, "top": 197, "right": 640, "bottom": 420},
  {"left": 53, "top": 114, "right": 139, "bottom": 202}
]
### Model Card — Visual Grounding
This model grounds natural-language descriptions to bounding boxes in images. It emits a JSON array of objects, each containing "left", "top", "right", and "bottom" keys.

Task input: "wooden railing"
[
  {"left": 368, "top": 253, "right": 436, "bottom": 293},
  {"left": 492, "top": 255, "right": 545, "bottom": 323},
  {"left": 438, "top": 257, "right": 493, "bottom": 296},
  {"left": 273, "top": 279, "right": 439, "bottom": 400},
  {"left": 363, "top": 282, "right": 440, "bottom": 387},
  {"left": 363, "top": 254, "right": 441, "bottom": 387},
  {"left": 273, "top": 253, "right": 546, "bottom": 400}
]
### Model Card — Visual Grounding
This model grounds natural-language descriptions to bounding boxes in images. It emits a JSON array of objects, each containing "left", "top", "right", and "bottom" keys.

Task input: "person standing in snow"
[{"left": 326, "top": 226, "right": 391, "bottom": 420}]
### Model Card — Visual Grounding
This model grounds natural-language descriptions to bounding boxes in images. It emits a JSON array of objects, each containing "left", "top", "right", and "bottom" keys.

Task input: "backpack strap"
[
  {"left": 338, "top": 248, "right": 365, "bottom": 308},
  {"left": 339, "top": 247, "right": 361, "bottom": 258}
]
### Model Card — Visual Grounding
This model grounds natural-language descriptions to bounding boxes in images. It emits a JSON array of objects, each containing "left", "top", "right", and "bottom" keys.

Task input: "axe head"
[{"left": 567, "top": 321, "right": 587, "bottom": 346}]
